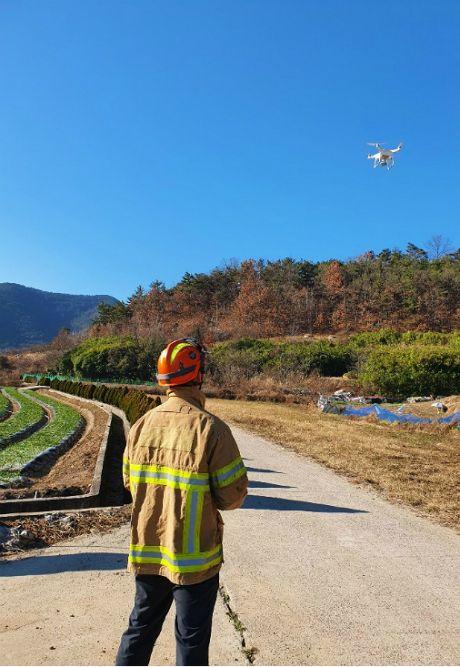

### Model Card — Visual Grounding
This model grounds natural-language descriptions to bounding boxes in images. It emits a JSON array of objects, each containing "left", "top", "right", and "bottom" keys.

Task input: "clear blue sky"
[{"left": 1, "top": 1, "right": 459, "bottom": 300}]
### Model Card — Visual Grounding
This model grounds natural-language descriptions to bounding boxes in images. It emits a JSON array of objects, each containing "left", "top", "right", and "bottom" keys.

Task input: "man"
[{"left": 116, "top": 338, "right": 248, "bottom": 666}]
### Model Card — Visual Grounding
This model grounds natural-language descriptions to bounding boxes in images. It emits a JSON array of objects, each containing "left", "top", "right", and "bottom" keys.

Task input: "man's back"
[{"left": 123, "top": 385, "right": 248, "bottom": 585}]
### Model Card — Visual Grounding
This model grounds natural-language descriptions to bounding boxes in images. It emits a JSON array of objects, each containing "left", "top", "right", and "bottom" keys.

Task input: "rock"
[
  {"left": 60, "top": 515, "right": 76, "bottom": 527},
  {"left": 19, "top": 529, "right": 35, "bottom": 542},
  {"left": 44, "top": 513, "right": 65, "bottom": 523}
]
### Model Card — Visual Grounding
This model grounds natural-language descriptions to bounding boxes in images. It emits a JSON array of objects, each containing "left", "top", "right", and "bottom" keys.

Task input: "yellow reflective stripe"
[
  {"left": 128, "top": 462, "right": 208, "bottom": 480},
  {"left": 129, "top": 544, "right": 222, "bottom": 573},
  {"left": 129, "top": 554, "right": 222, "bottom": 573},
  {"left": 170, "top": 342, "right": 191, "bottom": 363},
  {"left": 129, "top": 473, "right": 209, "bottom": 492},
  {"left": 194, "top": 491, "right": 204, "bottom": 553},
  {"left": 211, "top": 456, "right": 246, "bottom": 488},
  {"left": 130, "top": 543, "right": 221, "bottom": 559},
  {"left": 211, "top": 456, "right": 243, "bottom": 478},
  {"left": 129, "top": 544, "right": 223, "bottom": 573},
  {"left": 183, "top": 490, "right": 193, "bottom": 551}
]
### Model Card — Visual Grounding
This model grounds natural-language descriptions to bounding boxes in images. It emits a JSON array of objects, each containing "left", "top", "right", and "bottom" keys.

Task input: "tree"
[
  {"left": 406, "top": 243, "right": 428, "bottom": 261},
  {"left": 426, "top": 235, "right": 453, "bottom": 260}
]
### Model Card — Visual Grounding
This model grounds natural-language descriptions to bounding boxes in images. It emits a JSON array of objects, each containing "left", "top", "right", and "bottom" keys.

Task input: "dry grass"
[
  {"left": 0, "top": 506, "right": 131, "bottom": 555},
  {"left": 205, "top": 371, "right": 359, "bottom": 404},
  {"left": 207, "top": 398, "right": 460, "bottom": 531}
]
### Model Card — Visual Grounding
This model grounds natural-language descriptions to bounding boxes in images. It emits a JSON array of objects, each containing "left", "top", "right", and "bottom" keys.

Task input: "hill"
[
  {"left": 0, "top": 283, "right": 118, "bottom": 350},
  {"left": 92, "top": 244, "right": 460, "bottom": 341}
]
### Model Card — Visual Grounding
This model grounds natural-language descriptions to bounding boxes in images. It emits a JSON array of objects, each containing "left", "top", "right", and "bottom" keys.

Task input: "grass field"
[
  {"left": 0, "top": 391, "right": 81, "bottom": 482},
  {"left": 208, "top": 398, "right": 460, "bottom": 531},
  {"left": 0, "top": 388, "right": 45, "bottom": 443}
]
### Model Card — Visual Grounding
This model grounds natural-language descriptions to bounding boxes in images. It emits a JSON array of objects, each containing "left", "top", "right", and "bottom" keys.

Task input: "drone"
[{"left": 367, "top": 142, "right": 403, "bottom": 170}]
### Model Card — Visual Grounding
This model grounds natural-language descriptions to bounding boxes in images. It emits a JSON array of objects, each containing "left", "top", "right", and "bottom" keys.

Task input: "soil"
[{"left": 0, "top": 391, "right": 110, "bottom": 500}]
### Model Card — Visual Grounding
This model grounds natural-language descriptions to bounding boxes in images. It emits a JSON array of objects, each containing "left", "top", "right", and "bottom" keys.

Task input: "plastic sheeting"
[{"left": 342, "top": 404, "right": 460, "bottom": 425}]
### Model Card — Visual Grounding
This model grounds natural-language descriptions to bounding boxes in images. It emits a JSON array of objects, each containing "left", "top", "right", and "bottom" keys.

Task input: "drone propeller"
[{"left": 367, "top": 142, "right": 384, "bottom": 148}]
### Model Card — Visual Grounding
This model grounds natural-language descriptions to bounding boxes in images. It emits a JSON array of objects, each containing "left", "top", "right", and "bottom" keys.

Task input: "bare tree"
[{"left": 426, "top": 235, "right": 454, "bottom": 260}]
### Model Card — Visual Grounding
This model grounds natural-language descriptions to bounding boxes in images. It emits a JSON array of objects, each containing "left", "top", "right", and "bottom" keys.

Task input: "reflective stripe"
[
  {"left": 129, "top": 462, "right": 208, "bottom": 480},
  {"left": 130, "top": 543, "right": 221, "bottom": 559},
  {"left": 157, "top": 365, "right": 196, "bottom": 381},
  {"left": 211, "top": 457, "right": 246, "bottom": 488},
  {"left": 187, "top": 491, "right": 199, "bottom": 552},
  {"left": 183, "top": 489, "right": 193, "bottom": 552},
  {"left": 194, "top": 491, "right": 204, "bottom": 552},
  {"left": 129, "top": 544, "right": 222, "bottom": 573},
  {"left": 184, "top": 490, "right": 204, "bottom": 553},
  {"left": 130, "top": 470, "right": 209, "bottom": 491},
  {"left": 129, "top": 463, "right": 209, "bottom": 490},
  {"left": 170, "top": 342, "right": 193, "bottom": 363}
]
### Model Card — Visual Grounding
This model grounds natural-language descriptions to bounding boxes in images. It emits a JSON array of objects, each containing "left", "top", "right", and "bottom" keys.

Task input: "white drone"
[{"left": 367, "top": 142, "right": 403, "bottom": 170}]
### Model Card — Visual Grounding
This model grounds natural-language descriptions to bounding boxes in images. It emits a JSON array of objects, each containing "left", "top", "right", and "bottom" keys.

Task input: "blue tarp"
[{"left": 342, "top": 404, "right": 460, "bottom": 425}]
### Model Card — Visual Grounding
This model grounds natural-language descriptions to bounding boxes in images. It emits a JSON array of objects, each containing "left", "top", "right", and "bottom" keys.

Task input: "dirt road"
[{"left": 1, "top": 424, "right": 460, "bottom": 665}]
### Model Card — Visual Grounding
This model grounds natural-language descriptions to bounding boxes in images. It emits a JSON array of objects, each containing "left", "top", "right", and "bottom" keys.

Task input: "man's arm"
[
  {"left": 208, "top": 421, "right": 248, "bottom": 510},
  {"left": 122, "top": 415, "right": 147, "bottom": 495},
  {"left": 122, "top": 441, "right": 130, "bottom": 493}
]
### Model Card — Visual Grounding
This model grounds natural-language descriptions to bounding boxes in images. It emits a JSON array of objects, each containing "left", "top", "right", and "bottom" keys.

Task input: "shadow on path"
[
  {"left": 0, "top": 551, "right": 127, "bottom": 577},
  {"left": 243, "top": 494, "right": 367, "bottom": 513},
  {"left": 249, "top": 480, "right": 293, "bottom": 489},
  {"left": 246, "top": 466, "right": 283, "bottom": 474}
]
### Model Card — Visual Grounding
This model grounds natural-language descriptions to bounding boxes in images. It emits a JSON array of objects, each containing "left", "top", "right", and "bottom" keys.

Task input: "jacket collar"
[{"left": 166, "top": 385, "right": 206, "bottom": 410}]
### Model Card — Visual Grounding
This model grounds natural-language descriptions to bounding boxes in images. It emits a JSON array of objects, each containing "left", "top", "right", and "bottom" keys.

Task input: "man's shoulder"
[{"left": 201, "top": 408, "right": 232, "bottom": 437}]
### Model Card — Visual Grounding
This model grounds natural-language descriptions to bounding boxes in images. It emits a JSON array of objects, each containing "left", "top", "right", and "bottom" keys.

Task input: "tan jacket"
[{"left": 123, "top": 386, "right": 248, "bottom": 584}]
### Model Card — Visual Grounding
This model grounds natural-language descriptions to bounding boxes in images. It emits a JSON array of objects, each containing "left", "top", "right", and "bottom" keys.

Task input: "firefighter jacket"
[{"left": 123, "top": 385, "right": 248, "bottom": 584}]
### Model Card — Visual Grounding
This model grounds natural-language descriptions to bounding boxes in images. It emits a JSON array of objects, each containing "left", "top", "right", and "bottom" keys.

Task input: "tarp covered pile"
[{"left": 341, "top": 404, "right": 460, "bottom": 425}]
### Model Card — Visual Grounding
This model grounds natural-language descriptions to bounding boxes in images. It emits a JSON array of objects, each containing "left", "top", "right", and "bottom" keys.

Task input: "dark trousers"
[{"left": 115, "top": 574, "right": 219, "bottom": 666}]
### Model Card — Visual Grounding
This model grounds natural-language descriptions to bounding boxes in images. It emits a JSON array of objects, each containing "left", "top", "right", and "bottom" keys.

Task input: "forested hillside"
[
  {"left": 0, "top": 283, "right": 117, "bottom": 350},
  {"left": 93, "top": 242, "right": 460, "bottom": 341}
]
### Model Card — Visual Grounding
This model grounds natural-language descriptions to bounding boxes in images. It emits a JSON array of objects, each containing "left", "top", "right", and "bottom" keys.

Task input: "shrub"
[
  {"left": 269, "top": 341, "right": 355, "bottom": 377},
  {"left": 209, "top": 338, "right": 277, "bottom": 381},
  {"left": 359, "top": 344, "right": 460, "bottom": 398},
  {"left": 348, "top": 329, "right": 402, "bottom": 349},
  {"left": 209, "top": 338, "right": 356, "bottom": 381},
  {"left": 57, "top": 335, "right": 164, "bottom": 382}
]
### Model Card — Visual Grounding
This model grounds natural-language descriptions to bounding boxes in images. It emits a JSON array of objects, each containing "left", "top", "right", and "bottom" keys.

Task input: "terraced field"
[
  {"left": 0, "top": 388, "right": 46, "bottom": 446},
  {"left": 0, "top": 390, "right": 82, "bottom": 482}
]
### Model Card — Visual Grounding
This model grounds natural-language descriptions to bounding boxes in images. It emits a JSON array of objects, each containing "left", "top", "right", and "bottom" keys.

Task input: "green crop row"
[
  {"left": 39, "top": 378, "right": 160, "bottom": 424},
  {"left": 0, "top": 391, "right": 81, "bottom": 482},
  {"left": 0, "top": 390, "right": 11, "bottom": 419},
  {"left": 0, "top": 388, "right": 45, "bottom": 444}
]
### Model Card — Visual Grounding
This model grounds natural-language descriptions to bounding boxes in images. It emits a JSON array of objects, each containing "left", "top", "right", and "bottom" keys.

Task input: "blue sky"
[{"left": 1, "top": 1, "right": 459, "bottom": 300}]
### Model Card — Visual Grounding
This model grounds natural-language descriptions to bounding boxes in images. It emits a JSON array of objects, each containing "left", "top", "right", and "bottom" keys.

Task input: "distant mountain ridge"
[{"left": 0, "top": 283, "right": 118, "bottom": 350}]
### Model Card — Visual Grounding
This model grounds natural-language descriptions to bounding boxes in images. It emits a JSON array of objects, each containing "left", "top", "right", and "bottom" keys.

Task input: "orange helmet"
[{"left": 156, "top": 338, "right": 207, "bottom": 387}]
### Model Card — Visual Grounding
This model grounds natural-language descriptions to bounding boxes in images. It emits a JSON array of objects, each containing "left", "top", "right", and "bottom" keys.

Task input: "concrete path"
[
  {"left": 222, "top": 426, "right": 460, "bottom": 665},
  {"left": 1, "top": 425, "right": 460, "bottom": 665},
  {"left": 0, "top": 527, "right": 241, "bottom": 666}
]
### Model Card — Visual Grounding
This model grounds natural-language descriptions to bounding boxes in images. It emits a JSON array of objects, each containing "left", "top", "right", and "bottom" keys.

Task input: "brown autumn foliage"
[{"left": 90, "top": 245, "right": 460, "bottom": 343}]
